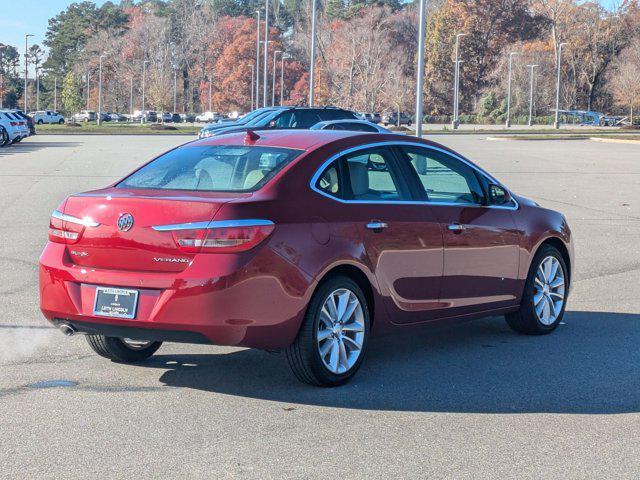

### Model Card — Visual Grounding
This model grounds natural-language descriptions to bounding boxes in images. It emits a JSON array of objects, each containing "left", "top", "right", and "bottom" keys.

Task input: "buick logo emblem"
[{"left": 117, "top": 213, "right": 134, "bottom": 232}]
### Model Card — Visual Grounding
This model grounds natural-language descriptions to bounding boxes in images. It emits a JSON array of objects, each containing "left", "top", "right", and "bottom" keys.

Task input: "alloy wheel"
[
  {"left": 533, "top": 256, "right": 565, "bottom": 325},
  {"left": 316, "top": 288, "right": 365, "bottom": 374}
]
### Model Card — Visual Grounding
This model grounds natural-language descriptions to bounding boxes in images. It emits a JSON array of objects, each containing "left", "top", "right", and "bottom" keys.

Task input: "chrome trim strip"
[
  {"left": 52, "top": 209, "right": 100, "bottom": 227},
  {"left": 152, "top": 219, "right": 274, "bottom": 232},
  {"left": 309, "top": 141, "right": 519, "bottom": 211}
]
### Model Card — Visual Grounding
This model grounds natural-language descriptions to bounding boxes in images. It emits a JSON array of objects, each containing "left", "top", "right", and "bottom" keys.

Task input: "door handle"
[
  {"left": 447, "top": 223, "right": 466, "bottom": 233},
  {"left": 366, "top": 221, "right": 388, "bottom": 231}
]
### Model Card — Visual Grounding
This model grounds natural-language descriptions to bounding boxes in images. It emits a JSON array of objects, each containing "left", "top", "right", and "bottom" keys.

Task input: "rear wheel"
[
  {"left": 506, "top": 245, "right": 568, "bottom": 335},
  {"left": 85, "top": 335, "right": 162, "bottom": 363},
  {"left": 58, "top": 119, "right": 64, "bottom": 124},
  {"left": 285, "top": 276, "right": 370, "bottom": 387},
  {"left": 0, "top": 127, "right": 8, "bottom": 146},
  {"left": 37, "top": 119, "right": 43, "bottom": 125}
]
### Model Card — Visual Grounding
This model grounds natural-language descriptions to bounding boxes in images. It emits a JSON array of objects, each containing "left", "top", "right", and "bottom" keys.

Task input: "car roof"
[{"left": 189, "top": 129, "right": 449, "bottom": 153}]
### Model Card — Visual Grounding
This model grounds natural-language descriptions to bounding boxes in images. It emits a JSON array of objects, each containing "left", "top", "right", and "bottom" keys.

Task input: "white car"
[
  {"left": 310, "top": 119, "right": 392, "bottom": 133},
  {"left": 29, "top": 110, "right": 65, "bottom": 125},
  {"left": 0, "top": 110, "right": 27, "bottom": 146},
  {"left": 195, "top": 111, "right": 221, "bottom": 123}
]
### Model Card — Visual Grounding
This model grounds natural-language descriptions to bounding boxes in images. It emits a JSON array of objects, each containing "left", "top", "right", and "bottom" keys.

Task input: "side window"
[
  {"left": 274, "top": 111, "right": 295, "bottom": 128},
  {"left": 401, "top": 147, "right": 485, "bottom": 205},
  {"left": 343, "top": 122, "right": 377, "bottom": 132},
  {"left": 315, "top": 161, "right": 342, "bottom": 198},
  {"left": 344, "top": 148, "right": 408, "bottom": 201},
  {"left": 297, "top": 110, "right": 323, "bottom": 128}
]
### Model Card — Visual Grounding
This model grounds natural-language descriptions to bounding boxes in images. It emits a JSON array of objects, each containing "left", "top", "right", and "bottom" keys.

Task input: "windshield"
[{"left": 117, "top": 145, "right": 303, "bottom": 192}]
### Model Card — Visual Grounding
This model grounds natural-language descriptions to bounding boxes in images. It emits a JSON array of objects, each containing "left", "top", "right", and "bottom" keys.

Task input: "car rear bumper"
[{"left": 39, "top": 242, "right": 315, "bottom": 349}]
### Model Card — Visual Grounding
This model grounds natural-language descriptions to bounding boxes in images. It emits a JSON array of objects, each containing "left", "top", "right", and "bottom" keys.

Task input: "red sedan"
[{"left": 40, "top": 130, "right": 573, "bottom": 386}]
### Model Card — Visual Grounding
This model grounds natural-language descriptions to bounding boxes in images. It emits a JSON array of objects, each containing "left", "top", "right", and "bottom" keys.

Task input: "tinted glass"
[
  {"left": 297, "top": 110, "right": 323, "bottom": 128},
  {"left": 401, "top": 147, "right": 484, "bottom": 205},
  {"left": 344, "top": 148, "right": 407, "bottom": 201},
  {"left": 118, "top": 145, "right": 302, "bottom": 192},
  {"left": 339, "top": 122, "right": 377, "bottom": 132}
]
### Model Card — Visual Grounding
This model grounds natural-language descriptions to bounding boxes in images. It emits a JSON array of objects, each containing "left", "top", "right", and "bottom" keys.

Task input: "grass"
[{"left": 36, "top": 122, "right": 200, "bottom": 135}]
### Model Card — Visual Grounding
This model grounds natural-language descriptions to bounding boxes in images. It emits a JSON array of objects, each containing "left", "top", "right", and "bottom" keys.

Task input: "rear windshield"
[{"left": 117, "top": 145, "right": 303, "bottom": 192}]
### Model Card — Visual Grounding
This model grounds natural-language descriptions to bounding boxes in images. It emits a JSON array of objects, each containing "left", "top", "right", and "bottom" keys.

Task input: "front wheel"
[
  {"left": 58, "top": 119, "right": 65, "bottom": 124},
  {"left": 86, "top": 335, "right": 162, "bottom": 363},
  {"left": 0, "top": 127, "right": 8, "bottom": 146},
  {"left": 285, "top": 276, "right": 370, "bottom": 386},
  {"left": 506, "top": 245, "right": 568, "bottom": 335}
]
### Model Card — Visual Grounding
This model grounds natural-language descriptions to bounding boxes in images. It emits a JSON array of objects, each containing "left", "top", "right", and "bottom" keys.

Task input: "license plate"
[{"left": 93, "top": 287, "right": 139, "bottom": 319}]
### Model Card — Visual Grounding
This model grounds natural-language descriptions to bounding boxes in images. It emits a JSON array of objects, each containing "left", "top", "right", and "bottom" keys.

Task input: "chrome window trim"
[
  {"left": 52, "top": 209, "right": 100, "bottom": 227},
  {"left": 152, "top": 219, "right": 274, "bottom": 232},
  {"left": 309, "top": 140, "right": 519, "bottom": 211}
]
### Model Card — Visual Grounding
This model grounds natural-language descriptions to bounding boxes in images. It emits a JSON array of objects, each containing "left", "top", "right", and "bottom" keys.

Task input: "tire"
[
  {"left": 506, "top": 244, "right": 568, "bottom": 335},
  {"left": 0, "top": 127, "right": 8, "bottom": 146},
  {"left": 85, "top": 335, "right": 162, "bottom": 363},
  {"left": 285, "top": 275, "right": 370, "bottom": 387},
  {"left": 58, "top": 119, "right": 64, "bottom": 124}
]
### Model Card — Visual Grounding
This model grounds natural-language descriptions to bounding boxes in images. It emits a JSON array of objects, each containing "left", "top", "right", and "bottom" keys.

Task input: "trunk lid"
[{"left": 62, "top": 188, "right": 248, "bottom": 272}]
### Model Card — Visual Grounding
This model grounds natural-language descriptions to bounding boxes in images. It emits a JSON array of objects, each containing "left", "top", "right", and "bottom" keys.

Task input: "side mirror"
[{"left": 489, "top": 184, "right": 511, "bottom": 205}]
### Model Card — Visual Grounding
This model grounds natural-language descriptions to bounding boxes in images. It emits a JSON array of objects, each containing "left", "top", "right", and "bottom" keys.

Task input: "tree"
[
  {"left": 609, "top": 39, "right": 640, "bottom": 124},
  {"left": 61, "top": 72, "right": 84, "bottom": 116}
]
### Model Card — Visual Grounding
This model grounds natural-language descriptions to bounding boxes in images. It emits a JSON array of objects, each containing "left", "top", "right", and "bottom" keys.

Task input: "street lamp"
[
  {"left": 248, "top": 63, "right": 255, "bottom": 110},
  {"left": 280, "top": 53, "right": 291, "bottom": 107},
  {"left": 97, "top": 54, "right": 107, "bottom": 125},
  {"left": 263, "top": 0, "right": 269, "bottom": 108},
  {"left": 415, "top": 0, "right": 427, "bottom": 138},
  {"left": 505, "top": 52, "right": 519, "bottom": 128},
  {"left": 53, "top": 77, "right": 57, "bottom": 111},
  {"left": 86, "top": 72, "right": 90, "bottom": 109},
  {"left": 452, "top": 33, "right": 467, "bottom": 129},
  {"left": 129, "top": 77, "right": 133, "bottom": 117},
  {"left": 141, "top": 59, "right": 149, "bottom": 124},
  {"left": 526, "top": 64, "right": 539, "bottom": 127},
  {"left": 309, "top": 0, "right": 318, "bottom": 106},
  {"left": 208, "top": 69, "right": 213, "bottom": 113},
  {"left": 36, "top": 65, "right": 40, "bottom": 110},
  {"left": 0, "top": 45, "right": 8, "bottom": 109},
  {"left": 554, "top": 42, "right": 568, "bottom": 129},
  {"left": 24, "top": 34, "right": 33, "bottom": 112},
  {"left": 255, "top": 10, "right": 261, "bottom": 109},
  {"left": 271, "top": 50, "right": 282, "bottom": 107},
  {"left": 173, "top": 68, "right": 178, "bottom": 113}
]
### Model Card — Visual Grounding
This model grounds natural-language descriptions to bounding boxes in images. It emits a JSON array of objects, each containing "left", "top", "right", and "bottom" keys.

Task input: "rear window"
[{"left": 117, "top": 145, "right": 302, "bottom": 192}]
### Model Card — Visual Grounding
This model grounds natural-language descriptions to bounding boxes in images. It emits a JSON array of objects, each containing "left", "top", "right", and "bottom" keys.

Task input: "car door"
[
  {"left": 314, "top": 146, "right": 444, "bottom": 324},
  {"left": 397, "top": 144, "right": 520, "bottom": 316}
]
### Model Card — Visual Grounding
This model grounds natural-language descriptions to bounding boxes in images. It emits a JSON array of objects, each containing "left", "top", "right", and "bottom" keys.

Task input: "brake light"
[
  {"left": 172, "top": 223, "right": 275, "bottom": 253},
  {"left": 48, "top": 210, "right": 99, "bottom": 244},
  {"left": 10, "top": 122, "right": 18, "bottom": 126}
]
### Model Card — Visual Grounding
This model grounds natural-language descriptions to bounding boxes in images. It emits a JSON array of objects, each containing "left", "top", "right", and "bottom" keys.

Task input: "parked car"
[
  {"left": 97, "top": 112, "right": 111, "bottom": 122},
  {"left": 180, "top": 113, "right": 196, "bottom": 123},
  {"left": 39, "top": 130, "right": 573, "bottom": 386},
  {"left": 356, "top": 112, "right": 382, "bottom": 124},
  {"left": 0, "top": 111, "right": 25, "bottom": 145},
  {"left": 108, "top": 112, "right": 128, "bottom": 122},
  {"left": 131, "top": 110, "right": 157, "bottom": 122},
  {"left": 29, "top": 110, "right": 65, "bottom": 125},
  {"left": 205, "top": 106, "right": 358, "bottom": 137},
  {"left": 14, "top": 110, "right": 36, "bottom": 135},
  {"left": 195, "top": 111, "right": 223, "bottom": 123},
  {"left": 2, "top": 111, "right": 29, "bottom": 142},
  {"left": 382, "top": 112, "right": 412, "bottom": 127},
  {"left": 171, "top": 113, "right": 182, "bottom": 123},
  {"left": 310, "top": 119, "right": 391, "bottom": 133},
  {"left": 73, "top": 110, "right": 97, "bottom": 122},
  {"left": 160, "top": 112, "right": 172, "bottom": 123},
  {"left": 198, "top": 107, "right": 284, "bottom": 138}
]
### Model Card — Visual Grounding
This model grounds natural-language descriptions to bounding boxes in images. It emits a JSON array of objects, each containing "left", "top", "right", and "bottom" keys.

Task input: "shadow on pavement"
[
  {"left": 145, "top": 310, "right": 640, "bottom": 414},
  {"left": 0, "top": 141, "right": 81, "bottom": 155}
]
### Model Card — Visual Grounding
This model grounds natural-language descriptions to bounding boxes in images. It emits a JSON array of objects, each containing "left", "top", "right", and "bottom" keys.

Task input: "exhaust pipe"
[{"left": 59, "top": 323, "right": 77, "bottom": 337}]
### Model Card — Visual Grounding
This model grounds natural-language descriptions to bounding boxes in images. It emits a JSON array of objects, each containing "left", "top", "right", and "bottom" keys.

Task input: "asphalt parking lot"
[{"left": 1, "top": 134, "right": 639, "bottom": 479}]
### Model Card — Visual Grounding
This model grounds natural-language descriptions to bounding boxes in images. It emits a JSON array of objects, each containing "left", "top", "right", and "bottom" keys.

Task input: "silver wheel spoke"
[
  {"left": 336, "top": 291, "right": 350, "bottom": 322},
  {"left": 329, "top": 339, "right": 340, "bottom": 372},
  {"left": 341, "top": 335, "right": 362, "bottom": 350},
  {"left": 341, "top": 298, "right": 359, "bottom": 323},
  {"left": 317, "top": 329, "right": 333, "bottom": 342},
  {"left": 549, "top": 291, "right": 564, "bottom": 300},
  {"left": 341, "top": 321, "right": 364, "bottom": 333},
  {"left": 319, "top": 339, "right": 333, "bottom": 358},
  {"left": 338, "top": 339, "right": 348, "bottom": 371},
  {"left": 550, "top": 278, "right": 564, "bottom": 289},
  {"left": 533, "top": 291, "right": 544, "bottom": 305},
  {"left": 533, "top": 256, "right": 566, "bottom": 326}
]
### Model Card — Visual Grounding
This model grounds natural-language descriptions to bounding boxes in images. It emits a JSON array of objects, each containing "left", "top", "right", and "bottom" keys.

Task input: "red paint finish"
[{"left": 39, "top": 130, "right": 573, "bottom": 348}]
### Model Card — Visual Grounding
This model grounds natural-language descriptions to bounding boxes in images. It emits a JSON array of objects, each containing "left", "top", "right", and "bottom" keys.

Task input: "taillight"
[
  {"left": 170, "top": 221, "right": 275, "bottom": 253},
  {"left": 10, "top": 122, "right": 18, "bottom": 126},
  {"left": 48, "top": 210, "right": 100, "bottom": 244}
]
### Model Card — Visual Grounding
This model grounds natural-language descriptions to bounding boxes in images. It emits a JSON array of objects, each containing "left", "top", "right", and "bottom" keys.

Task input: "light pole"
[
  {"left": 141, "top": 60, "right": 149, "bottom": 124},
  {"left": 86, "top": 72, "right": 90, "bottom": 109},
  {"left": 554, "top": 42, "right": 568, "bottom": 129},
  {"left": 24, "top": 34, "right": 33, "bottom": 111},
  {"left": 173, "top": 68, "right": 178, "bottom": 113},
  {"left": 255, "top": 10, "right": 261, "bottom": 109},
  {"left": 53, "top": 77, "right": 57, "bottom": 111},
  {"left": 0, "top": 45, "right": 7, "bottom": 109},
  {"left": 263, "top": 0, "right": 269, "bottom": 108},
  {"left": 526, "top": 64, "right": 538, "bottom": 127},
  {"left": 280, "top": 53, "right": 290, "bottom": 106},
  {"left": 129, "top": 77, "right": 133, "bottom": 118},
  {"left": 97, "top": 54, "right": 106, "bottom": 125},
  {"left": 451, "top": 33, "right": 466, "bottom": 129},
  {"left": 309, "top": 0, "right": 318, "bottom": 106},
  {"left": 505, "top": 52, "right": 518, "bottom": 128},
  {"left": 271, "top": 50, "right": 281, "bottom": 106},
  {"left": 249, "top": 63, "right": 255, "bottom": 110},
  {"left": 208, "top": 69, "right": 213, "bottom": 113},
  {"left": 36, "top": 65, "right": 40, "bottom": 110},
  {"left": 415, "top": 0, "right": 427, "bottom": 137}
]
